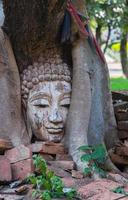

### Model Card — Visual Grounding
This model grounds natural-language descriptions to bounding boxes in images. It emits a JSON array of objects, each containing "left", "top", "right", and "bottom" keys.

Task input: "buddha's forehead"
[{"left": 29, "top": 81, "right": 71, "bottom": 98}]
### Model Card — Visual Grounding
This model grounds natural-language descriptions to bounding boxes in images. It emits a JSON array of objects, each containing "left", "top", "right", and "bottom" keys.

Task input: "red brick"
[
  {"left": 118, "top": 130, "right": 128, "bottom": 139},
  {"left": 110, "top": 152, "right": 128, "bottom": 165},
  {"left": 115, "top": 146, "right": 128, "bottom": 156},
  {"left": 11, "top": 159, "right": 34, "bottom": 180},
  {"left": 5, "top": 144, "right": 32, "bottom": 164},
  {"left": 71, "top": 170, "right": 83, "bottom": 179},
  {"left": 116, "top": 111, "right": 128, "bottom": 121},
  {"left": 118, "top": 121, "right": 128, "bottom": 131},
  {"left": 62, "top": 177, "right": 76, "bottom": 188},
  {"left": 39, "top": 153, "right": 54, "bottom": 161},
  {"left": 29, "top": 142, "right": 65, "bottom": 155},
  {"left": 48, "top": 165, "right": 70, "bottom": 178},
  {"left": 0, "top": 156, "right": 12, "bottom": 182},
  {"left": 56, "top": 154, "right": 72, "bottom": 161},
  {"left": 48, "top": 160, "right": 75, "bottom": 170},
  {"left": 78, "top": 179, "right": 123, "bottom": 200}
]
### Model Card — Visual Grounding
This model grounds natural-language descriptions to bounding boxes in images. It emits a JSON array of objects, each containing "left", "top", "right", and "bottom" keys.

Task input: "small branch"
[{"left": 103, "top": 24, "right": 111, "bottom": 54}]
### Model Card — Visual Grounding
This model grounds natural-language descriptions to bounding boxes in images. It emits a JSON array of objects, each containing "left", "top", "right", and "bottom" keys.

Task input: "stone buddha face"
[
  {"left": 27, "top": 81, "right": 71, "bottom": 142},
  {"left": 21, "top": 56, "right": 71, "bottom": 142}
]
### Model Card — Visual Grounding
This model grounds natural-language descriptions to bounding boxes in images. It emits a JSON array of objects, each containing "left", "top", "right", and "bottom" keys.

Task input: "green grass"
[{"left": 110, "top": 77, "right": 128, "bottom": 90}]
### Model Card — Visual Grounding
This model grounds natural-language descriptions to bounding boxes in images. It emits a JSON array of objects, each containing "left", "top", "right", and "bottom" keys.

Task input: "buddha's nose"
[{"left": 49, "top": 109, "right": 63, "bottom": 123}]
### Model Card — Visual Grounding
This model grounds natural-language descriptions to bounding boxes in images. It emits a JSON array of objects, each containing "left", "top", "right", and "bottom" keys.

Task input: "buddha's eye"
[
  {"left": 60, "top": 98, "right": 70, "bottom": 108},
  {"left": 32, "top": 99, "right": 49, "bottom": 108}
]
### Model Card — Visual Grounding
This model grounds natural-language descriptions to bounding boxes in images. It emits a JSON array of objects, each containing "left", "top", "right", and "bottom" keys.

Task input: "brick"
[
  {"left": 48, "top": 160, "right": 75, "bottom": 170},
  {"left": 62, "top": 177, "right": 76, "bottom": 188},
  {"left": 29, "top": 142, "right": 65, "bottom": 155},
  {"left": 118, "top": 130, "right": 128, "bottom": 139},
  {"left": 114, "top": 102, "right": 128, "bottom": 112},
  {"left": 40, "top": 153, "right": 54, "bottom": 161},
  {"left": 78, "top": 179, "right": 123, "bottom": 200},
  {"left": 118, "top": 121, "right": 128, "bottom": 131},
  {"left": 108, "top": 173, "right": 128, "bottom": 185},
  {"left": 5, "top": 144, "right": 32, "bottom": 164},
  {"left": 115, "top": 146, "right": 128, "bottom": 157},
  {"left": 71, "top": 170, "right": 83, "bottom": 179},
  {"left": 11, "top": 159, "right": 34, "bottom": 180},
  {"left": 48, "top": 165, "right": 70, "bottom": 178},
  {"left": 110, "top": 152, "right": 128, "bottom": 165},
  {"left": 56, "top": 154, "right": 72, "bottom": 161},
  {"left": 116, "top": 111, "right": 128, "bottom": 121},
  {"left": 0, "top": 156, "right": 12, "bottom": 182}
]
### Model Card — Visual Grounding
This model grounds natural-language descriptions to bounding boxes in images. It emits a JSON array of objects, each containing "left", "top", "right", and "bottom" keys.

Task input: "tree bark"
[
  {"left": 0, "top": 29, "right": 30, "bottom": 146},
  {"left": 2, "top": 0, "right": 67, "bottom": 71},
  {"left": 1, "top": 0, "right": 118, "bottom": 171},
  {"left": 120, "top": 32, "right": 128, "bottom": 78},
  {"left": 96, "top": 23, "right": 102, "bottom": 45}
]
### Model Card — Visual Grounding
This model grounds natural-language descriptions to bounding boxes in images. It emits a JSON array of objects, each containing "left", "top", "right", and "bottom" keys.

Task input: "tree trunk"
[
  {"left": 120, "top": 32, "right": 128, "bottom": 78},
  {"left": 1, "top": 0, "right": 118, "bottom": 171},
  {"left": 96, "top": 23, "right": 102, "bottom": 45},
  {"left": 2, "top": 0, "right": 67, "bottom": 71}
]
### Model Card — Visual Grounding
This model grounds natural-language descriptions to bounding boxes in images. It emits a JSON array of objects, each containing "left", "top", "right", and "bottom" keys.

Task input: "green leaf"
[
  {"left": 78, "top": 145, "right": 93, "bottom": 151},
  {"left": 64, "top": 188, "right": 77, "bottom": 199},
  {"left": 94, "top": 167, "right": 107, "bottom": 178},
  {"left": 51, "top": 176, "right": 64, "bottom": 194},
  {"left": 81, "top": 154, "right": 92, "bottom": 162},
  {"left": 40, "top": 191, "right": 52, "bottom": 200},
  {"left": 27, "top": 174, "right": 37, "bottom": 186},
  {"left": 33, "top": 154, "right": 47, "bottom": 175},
  {"left": 112, "top": 186, "right": 128, "bottom": 195},
  {"left": 83, "top": 167, "right": 92, "bottom": 175},
  {"left": 91, "top": 144, "right": 106, "bottom": 163},
  {"left": 46, "top": 170, "right": 54, "bottom": 180}
]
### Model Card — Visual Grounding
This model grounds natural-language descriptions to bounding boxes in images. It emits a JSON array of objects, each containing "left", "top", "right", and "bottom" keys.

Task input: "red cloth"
[{"left": 67, "top": 1, "right": 89, "bottom": 38}]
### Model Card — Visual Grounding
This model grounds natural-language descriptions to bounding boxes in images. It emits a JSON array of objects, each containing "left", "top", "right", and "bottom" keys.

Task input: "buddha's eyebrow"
[
  {"left": 59, "top": 92, "right": 71, "bottom": 101},
  {"left": 29, "top": 93, "right": 51, "bottom": 102}
]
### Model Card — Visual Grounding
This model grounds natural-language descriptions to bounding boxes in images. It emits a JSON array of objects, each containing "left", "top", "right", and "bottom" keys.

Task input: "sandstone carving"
[{"left": 20, "top": 52, "right": 71, "bottom": 142}]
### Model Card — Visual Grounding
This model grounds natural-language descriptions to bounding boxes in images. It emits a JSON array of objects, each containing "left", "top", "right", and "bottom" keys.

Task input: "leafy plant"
[
  {"left": 112, "top": 186, "right": 128, "bottom": 196},
  {"left": 27, "top": 155, "right": 76, "bottom": 200},
  {"left": 79, "top": 144, "right": 107, "bottom": 178}
]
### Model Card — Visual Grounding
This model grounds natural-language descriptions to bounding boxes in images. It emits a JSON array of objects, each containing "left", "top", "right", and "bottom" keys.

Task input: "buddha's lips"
[{"left": 47, "top": 128, "right": 63, "bottom": 134}]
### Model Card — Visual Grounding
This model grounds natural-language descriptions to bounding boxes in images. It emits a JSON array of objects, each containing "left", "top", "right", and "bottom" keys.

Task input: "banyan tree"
[{"left": 0, "top": 0, "right": 118, "bottom": 172}]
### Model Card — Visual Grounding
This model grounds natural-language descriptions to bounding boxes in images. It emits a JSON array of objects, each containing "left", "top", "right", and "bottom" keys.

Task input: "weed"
[
  {"left": 79, "top": 144, "right": 107, "bottom": 178},
  {"left": 27, "top": 155, "right": 76, "bottom": 200}
]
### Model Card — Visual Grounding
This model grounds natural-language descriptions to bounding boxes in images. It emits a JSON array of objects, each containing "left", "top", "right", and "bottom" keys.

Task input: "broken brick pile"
[
  {"left": 110, "top": 91, "right": 128, "bottom": 168},
  {"left": 0, "top": 140, "right": 83, "bottom": 183}
]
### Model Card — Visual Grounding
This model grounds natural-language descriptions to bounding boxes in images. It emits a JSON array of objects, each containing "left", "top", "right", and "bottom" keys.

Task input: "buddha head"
[{"left": 21, "top": 54, "right": 71, "bottom": 142}]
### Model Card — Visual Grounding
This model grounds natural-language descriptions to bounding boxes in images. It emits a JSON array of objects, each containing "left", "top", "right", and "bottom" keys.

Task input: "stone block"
[
  {"left": 118, "top": 121, "right": 128, "bottom": 131},
  {"left": 0, "top": 156, "right": 12, "bottom": 182},
  {"left": 29, "top": 142, "right": 65, "bottom": 155},
  {"left": 48, "top": 160, "right": 75, "bottom": 170},
  {"left": 5, "top": 144, "right": 32, "bottom": 164},
  {"left": 11, "top": 159, "right": 34, "bottom": 180}
]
